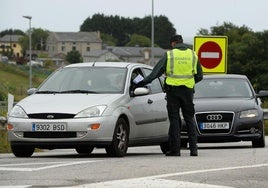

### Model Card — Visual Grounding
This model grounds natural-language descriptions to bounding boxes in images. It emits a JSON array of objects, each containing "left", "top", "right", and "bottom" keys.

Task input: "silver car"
[{"left": 7, "top": 62, "right": 169, "bottom": 157}]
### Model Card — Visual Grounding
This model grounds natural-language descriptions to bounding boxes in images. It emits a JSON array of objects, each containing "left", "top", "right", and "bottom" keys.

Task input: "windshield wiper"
[
  {"left": 60, "top": 90, "right": 97, "bottom": 94},
  {"left": 36, "top": 91, "right": 60, "bottom": 94}
]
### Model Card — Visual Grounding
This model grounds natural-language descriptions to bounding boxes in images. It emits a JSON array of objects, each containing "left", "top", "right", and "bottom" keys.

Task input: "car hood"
[
  {"left": 17, "top": 94, "right": 123, "bottom": 114},
  {"left": 194, "top": 98, "right": 258, "bottom": 112}
]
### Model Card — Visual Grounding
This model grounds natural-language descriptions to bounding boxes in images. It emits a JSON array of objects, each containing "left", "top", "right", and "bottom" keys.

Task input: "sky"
[{"left": 1, "top": 0, "right": 268, "bottom": 43}]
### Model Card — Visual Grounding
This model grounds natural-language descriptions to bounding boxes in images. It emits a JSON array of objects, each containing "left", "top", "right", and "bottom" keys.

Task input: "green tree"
[
  {"left": 19, "top": 28, "right": 49, "bottom": 54},
  {"left": 101, "top": 33, "right": 118, "bottom": 46},
  {"left": 32, "top": 28, "right": 49, "bottom": 50},
  {"left": 18, "top": 35, "right": 28, "bottom": 55},
  {"left": 0, "top": 29, "right": 25, "bottom": 37},
  {"left": 66, "top": 50, "right": 82, "bottom": 64},
  {"left": 197, "top": 22, "right": 268, "bottom": 90},
  {"left": 154, "top": 15, "right": 176, "bottom": 49},
  {"left": 197, "top": 28, "right": 209, "bottom": 35},
  {"left": 126, "top": 34, "right": 151, "bottom": 47},
  {"left": 80, "top": 14, "right": 176, "bottom": 48}
]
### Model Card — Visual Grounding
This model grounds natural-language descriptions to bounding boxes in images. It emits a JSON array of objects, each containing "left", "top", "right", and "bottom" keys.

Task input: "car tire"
[
  {"left": 252, "top": 127, "right": 265, "bottom": 148},
  {"left": 105, "top": 118, "right": 129, "bottom": 157},
  {"left": 11, "top": 144, "right": 34, "bottom": 157},
  {"left": 75, "top": 146, "right": 94, "bottom": 155},
  {"left": 160, "top": 141, "right": 169, "bottom": 154}
]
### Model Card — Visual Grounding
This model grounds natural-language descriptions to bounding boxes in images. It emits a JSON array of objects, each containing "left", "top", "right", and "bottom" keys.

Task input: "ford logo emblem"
[{"left": 47, "top": 115, "right": 54, "bottom": 119}]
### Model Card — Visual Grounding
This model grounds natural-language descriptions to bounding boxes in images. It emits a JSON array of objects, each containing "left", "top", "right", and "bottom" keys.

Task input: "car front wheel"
[
  {"left": 11, "top": 144, "right": 34, "bottom": 157},
  {"left": 105, "top": 118, "right": 129, "bottom": 157}
]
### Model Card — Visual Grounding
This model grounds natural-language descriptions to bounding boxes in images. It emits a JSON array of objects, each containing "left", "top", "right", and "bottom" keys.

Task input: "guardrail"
[{"left": 263, "top": 109, "right": 268, "bottom": 120}]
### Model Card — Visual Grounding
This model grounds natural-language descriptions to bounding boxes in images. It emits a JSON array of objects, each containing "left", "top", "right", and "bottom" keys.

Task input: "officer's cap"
[{"left": 170, "top": 35, "right": 183, "bottom": 44}]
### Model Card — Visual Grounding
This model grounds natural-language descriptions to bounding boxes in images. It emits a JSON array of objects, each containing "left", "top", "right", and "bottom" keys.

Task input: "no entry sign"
[{"left": 194, "top": 36, "right": 228, "bottom": 74}]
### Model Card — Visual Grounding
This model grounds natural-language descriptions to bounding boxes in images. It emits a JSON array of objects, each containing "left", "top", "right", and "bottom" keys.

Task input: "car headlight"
[
  {"left": 9, "top": 105, "right": 28, "bottom": 118},
  {"left": 240, "top": 109, "right": 258, "bottom": 118},
  {"left": 75, "top": 105, "right": 107, "bottom": 118}
]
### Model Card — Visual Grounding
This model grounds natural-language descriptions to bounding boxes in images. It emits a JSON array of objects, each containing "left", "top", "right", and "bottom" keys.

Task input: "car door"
[
  {"left": 128, "top": 67, "right": 169, "bottom": 139},
  {"left": 141, "top": 68, "right": 169, "bottom": 137}
]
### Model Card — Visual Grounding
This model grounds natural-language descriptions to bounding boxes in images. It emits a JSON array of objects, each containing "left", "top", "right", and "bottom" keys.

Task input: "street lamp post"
[
  {"left": 23, "top": 15, "right": 32, "bottom": 88},
  {"left": 151, "top": 0, "right": 154, "bottom": 66}
]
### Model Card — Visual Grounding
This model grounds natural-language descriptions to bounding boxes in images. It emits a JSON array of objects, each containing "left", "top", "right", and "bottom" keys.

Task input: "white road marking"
[
  {"left": 201, "top": 52, "right": 220, "bottom": 58},
  {"left": 0, "top": 186, "right": 31, "bottom": 188},
  {"left": 149, "top": 163, "right": 268, "bottom": 179},
  {"left": 0, "top": 161, "right": 66, "bottom": 166},
  {"left": 76, "top": 178, "right": 233, "bottom": 188},
  {"left": 70, "top": 163, "right": 268, "bottom": 188},
  {"left": 0, "top": 160, "right": 101, "bottom": 172}
]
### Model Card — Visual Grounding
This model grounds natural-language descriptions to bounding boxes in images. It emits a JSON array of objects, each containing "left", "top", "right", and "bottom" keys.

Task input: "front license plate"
[
  {"left": 200, "top": 122, "right": 229, "bottom": 130},
  {"left": 32, "top": 123, "right": 67, "bottom": 131}
]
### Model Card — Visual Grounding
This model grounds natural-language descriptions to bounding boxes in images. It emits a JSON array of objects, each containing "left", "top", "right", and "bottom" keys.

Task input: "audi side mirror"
[{"left": 256, "top": 90, "right": 268, "bottom": 98}]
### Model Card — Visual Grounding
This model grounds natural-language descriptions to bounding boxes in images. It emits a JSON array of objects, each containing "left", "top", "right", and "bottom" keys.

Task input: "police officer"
[{"left": 136, "top": 34, "right": 203, "bottom": 156}]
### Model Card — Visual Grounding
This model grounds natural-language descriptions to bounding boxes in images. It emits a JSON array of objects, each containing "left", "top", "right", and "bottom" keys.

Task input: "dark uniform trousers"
[{"left": 166, "top": 85, "right": 197, "bottom": 153}]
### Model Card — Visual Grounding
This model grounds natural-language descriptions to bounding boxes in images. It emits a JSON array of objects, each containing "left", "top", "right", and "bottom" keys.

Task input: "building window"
[
  {"left": 13, "top": 44, "right": 16, "bottom": 48},
  {"left": 87, "top": 47, "right": 90, "bottom": 51},
  {"left": 72, "top": 46, "right": 76, "bottom": 51},
  {"left": 73, "top": 42, "right": 76, "bottom": 45},
  {"left": 61, "top": 46, "right": 65, "bottom": 52}
]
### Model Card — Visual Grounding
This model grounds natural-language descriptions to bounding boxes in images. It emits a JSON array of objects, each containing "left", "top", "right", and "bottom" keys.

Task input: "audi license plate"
[
  {"left": 32, "top": 123, "right": 67, "bottom": 131},
  {"left": 200, "top": 122, "right": 229, "bottom": 130}
]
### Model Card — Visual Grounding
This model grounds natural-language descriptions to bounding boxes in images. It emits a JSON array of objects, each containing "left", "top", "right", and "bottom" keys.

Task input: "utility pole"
[
  {"left": 23, "top": 15, "right": 32, "bottom": 88},
  {"left": 151, "top": 0, "right": 154, "bottom": 66}
]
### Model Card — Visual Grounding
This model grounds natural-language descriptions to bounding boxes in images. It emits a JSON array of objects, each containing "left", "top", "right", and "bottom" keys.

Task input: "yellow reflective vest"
[{"left": 166, "top": 48, "right": 198, "bottom": 88}]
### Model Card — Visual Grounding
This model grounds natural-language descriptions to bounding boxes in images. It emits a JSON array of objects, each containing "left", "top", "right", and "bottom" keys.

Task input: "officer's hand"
[{"left": 135, "top": 80, "right": 145, "bottom": 88}]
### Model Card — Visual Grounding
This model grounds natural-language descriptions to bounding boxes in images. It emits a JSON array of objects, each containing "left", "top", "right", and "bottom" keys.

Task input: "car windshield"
[
  {"left": 37, "top": 67, "right": 127, "bottom": 94},
  {"left": 194, "top": 78, "right": 254, "bottom": 98}
]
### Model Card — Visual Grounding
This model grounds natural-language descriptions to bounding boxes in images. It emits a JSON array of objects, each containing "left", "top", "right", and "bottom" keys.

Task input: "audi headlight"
[
  {"left": 75, "top": 105, "right": 107, "bottom": 118},
  {"left": 240, "top": 109, "right": 258, "bottom": 118},
  {"left": 9, "top": 105, "right": 28, "bottom": 118}
]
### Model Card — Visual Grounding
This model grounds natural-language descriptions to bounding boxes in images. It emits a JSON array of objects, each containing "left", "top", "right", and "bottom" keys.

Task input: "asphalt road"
[{"left": 0, "top": 138, "right": 268, "bottom": 188}]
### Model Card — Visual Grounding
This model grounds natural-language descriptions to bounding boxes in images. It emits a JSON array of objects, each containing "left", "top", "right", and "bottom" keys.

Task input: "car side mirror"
[
  {"left": 256, "top": 90, "right": 268, "bottom": 97},
  {"left": 27, "top": 88, "right": 37, "bottom": 95},
  {"left": 134, "top": 87, "right": 150, "bottom": 96}
]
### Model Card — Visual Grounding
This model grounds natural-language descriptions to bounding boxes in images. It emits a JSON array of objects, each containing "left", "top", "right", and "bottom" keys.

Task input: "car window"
[
  {"left": 129, "top": 68, "right": 144, "bottom": 94},
  {"left": 38, "top": 67, "right": 127, "bottom": 93},
  {"left": 194, "top": 78, "right": 253, "bottom": 98},
  {"left": 130, "top": 68, "right": 144, "bottom": 84},
  {"left": 142, "top": 68, "right": 163, "bottom": 94}
]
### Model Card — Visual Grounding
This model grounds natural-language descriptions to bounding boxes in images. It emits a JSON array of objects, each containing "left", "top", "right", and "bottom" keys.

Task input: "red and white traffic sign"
[
  {"left": 194, "top": 36, "right": 228, "bottom": 74},
  {"left": 198, "top": 41, "right": 222, "bottom": 69}
]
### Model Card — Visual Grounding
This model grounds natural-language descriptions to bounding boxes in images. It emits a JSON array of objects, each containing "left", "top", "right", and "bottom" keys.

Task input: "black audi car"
[{"left": 181, "top": 74, "right": 268, "bottom": 148}]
